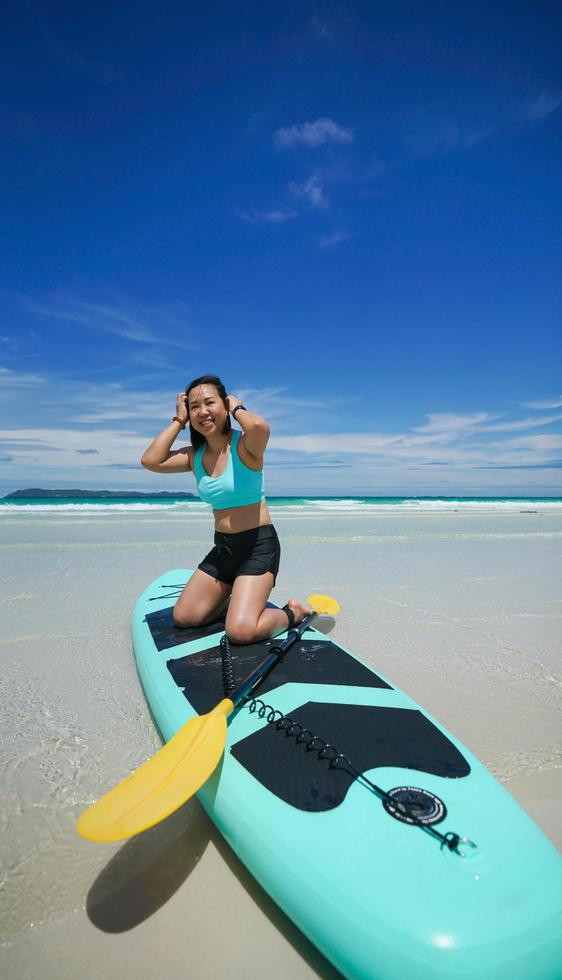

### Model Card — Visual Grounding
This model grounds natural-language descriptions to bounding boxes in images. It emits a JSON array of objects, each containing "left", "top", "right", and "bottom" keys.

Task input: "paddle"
[{"left": 77, "top": 594, "right": 339, "bottom": 843}]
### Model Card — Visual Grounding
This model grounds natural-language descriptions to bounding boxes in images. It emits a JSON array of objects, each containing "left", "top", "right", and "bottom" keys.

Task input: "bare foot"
[{"left": 286, "top": 598, "right": 312, "bottom": 625}]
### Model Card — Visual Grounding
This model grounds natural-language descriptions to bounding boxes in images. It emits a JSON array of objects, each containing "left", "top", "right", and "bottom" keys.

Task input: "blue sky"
[{"left": 1, "top": 1, "right": 561, "bottom": 496}]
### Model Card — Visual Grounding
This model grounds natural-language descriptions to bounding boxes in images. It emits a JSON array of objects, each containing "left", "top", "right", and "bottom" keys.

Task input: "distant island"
[{"left": 3, "top": 488, "right": 198, "bottom": 500}]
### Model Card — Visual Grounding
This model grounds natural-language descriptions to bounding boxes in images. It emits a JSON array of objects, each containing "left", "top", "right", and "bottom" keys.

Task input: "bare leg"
[
  {"left": 173, "top": 569, "right": 232, "bottom": 628},
  {"left": 225, "top": 574, "right": 311, "bottom": 645}
]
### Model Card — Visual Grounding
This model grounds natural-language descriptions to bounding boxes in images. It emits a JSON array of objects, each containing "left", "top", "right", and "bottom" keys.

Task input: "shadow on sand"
[
  {"left": 86, "top": 795, "right": 340, "bottom": 978},
  {"left": 87, "top": 613, "right": 340, "bottom": 974}
]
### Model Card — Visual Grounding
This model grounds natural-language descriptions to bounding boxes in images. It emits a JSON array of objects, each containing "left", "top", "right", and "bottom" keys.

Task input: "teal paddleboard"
[{"left": 132, "top": 569, "right": 562, "bottom": 979}]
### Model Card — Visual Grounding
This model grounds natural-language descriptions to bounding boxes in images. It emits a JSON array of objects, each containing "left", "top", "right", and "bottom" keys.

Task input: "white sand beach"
[{"left": 1, "top": 505, "right": 561, "bottom": 978}]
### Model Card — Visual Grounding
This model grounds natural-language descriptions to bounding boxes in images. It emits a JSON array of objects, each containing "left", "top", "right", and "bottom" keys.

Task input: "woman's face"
[{"left": 187, "top": 384, "right": 227, "bottom": 436}]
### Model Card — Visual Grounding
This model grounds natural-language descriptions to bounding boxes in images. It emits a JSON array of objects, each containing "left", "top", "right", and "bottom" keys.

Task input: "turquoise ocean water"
[{"left": 1, "top": 494, "right": 562, "bottom": 515}]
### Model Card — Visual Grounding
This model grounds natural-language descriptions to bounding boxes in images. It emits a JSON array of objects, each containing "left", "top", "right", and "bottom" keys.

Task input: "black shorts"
[{"left": 198, "top": 524, "right": 281, "bottom": 586}]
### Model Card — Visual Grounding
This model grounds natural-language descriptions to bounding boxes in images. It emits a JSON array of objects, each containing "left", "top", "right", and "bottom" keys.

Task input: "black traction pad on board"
[
  {"left": 146, "top": 602, "right": 277, "bottom": 652},
  {"left": 167, "top": 637, "right": 392, "bottom": 715},
  {"left": 231, "top": 702, "right": 471, "bottom": 812},
  {"left": 145, "top": 606, "right": 226, "bottom": 651}
]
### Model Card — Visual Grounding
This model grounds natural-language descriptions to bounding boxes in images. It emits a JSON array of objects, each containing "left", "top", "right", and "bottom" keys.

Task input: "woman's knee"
[
  {"left": 225, "top": 615, "right": 257, "bottom": 645},
  {"left": 173, "top": 602, "right": 204, "bottom": 629}
]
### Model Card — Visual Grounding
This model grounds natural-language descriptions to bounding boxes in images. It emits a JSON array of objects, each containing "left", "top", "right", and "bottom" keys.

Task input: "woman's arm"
[
  {"left": 141, "top": 393, "right": 192, "bottom": 473},
  {"left": 228, "top": 396, "right": 270, "bottom": 460}
]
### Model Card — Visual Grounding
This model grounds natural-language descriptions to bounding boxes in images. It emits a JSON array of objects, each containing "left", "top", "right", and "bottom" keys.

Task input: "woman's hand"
[
  {"left": 226, "top": 394, "right": 242, "bottom": 414},
  {"left": 175, "top": 392, "right": 188, "bottom": 425}
]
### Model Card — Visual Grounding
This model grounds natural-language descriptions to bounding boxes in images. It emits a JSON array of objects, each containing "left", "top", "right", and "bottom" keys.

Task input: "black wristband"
[{"left": 232, "top": 404, "right": 247, "bottom": 419}]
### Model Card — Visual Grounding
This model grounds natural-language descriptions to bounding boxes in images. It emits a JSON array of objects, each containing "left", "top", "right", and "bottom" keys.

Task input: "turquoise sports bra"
[{"left": 193, "top": 429, "right": 265, "bottom": 510}]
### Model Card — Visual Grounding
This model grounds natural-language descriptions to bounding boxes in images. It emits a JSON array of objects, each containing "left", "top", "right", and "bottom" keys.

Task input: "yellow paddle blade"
[
  {"left": 77, "top": 698, "right": 234, "bottom": 842},
  {"left": 307, "top": 593, "right": 340, "bottom": 616}
]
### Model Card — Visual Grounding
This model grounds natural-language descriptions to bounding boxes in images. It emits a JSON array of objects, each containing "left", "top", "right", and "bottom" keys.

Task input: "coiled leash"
[{"left": 220, "top": 632, "right": 472, "bottom": 857}]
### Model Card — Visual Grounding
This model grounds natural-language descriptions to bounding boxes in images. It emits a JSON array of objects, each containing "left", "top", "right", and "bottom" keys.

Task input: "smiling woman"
[{"left": 140, "top": 374, "right": 311, "bottom": 643}]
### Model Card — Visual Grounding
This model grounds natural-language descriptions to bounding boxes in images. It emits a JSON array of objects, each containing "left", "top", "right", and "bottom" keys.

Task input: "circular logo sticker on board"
[{"left": 383, "top": 786, "right": 447, "bottom": 826}]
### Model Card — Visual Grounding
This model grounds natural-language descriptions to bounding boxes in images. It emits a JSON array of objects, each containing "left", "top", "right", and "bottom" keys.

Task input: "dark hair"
[{"left": 185, "top": 374, "right": 231, "bottom": 449}]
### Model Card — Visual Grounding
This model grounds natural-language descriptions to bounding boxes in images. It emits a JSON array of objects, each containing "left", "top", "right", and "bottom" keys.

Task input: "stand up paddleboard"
[{"left": 130, "top": 569, "right": 562, "bottom": 979}]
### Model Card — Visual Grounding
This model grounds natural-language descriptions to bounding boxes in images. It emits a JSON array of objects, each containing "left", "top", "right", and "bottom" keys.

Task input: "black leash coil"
[
  {"left": 220, "top": 634, "right": 236, "bottom": 698},
  {"left": 219, "top": 634, "right": 468, "bottom": 855}
]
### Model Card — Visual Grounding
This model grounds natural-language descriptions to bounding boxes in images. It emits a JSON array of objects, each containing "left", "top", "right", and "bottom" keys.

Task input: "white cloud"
[
  {"left": 289, "top": 174, "right": 329, "bottom": 209},
  {"left": 402, "top": 92, "right": 560, "bottom": 166},
  {"left": 274, "top": 118, "right": 354, "bottom": 150},
  {"left": 478, "top": 413, "right": 562, "bottom": 433},
  {"left": 520, "top": 93, "right": 562, "bottom": 122},
  {"left": 228, "top": 385, "right": 328, "bottom": 421},
  {"left": 74, "top": 410, "right": 147, "bottom": 423},
  {"left": 0, "top": 365, "right": 47, "bottom": 386},
  {"left": 0, "top": 426, "right": 149, "bottom": 471},
  {"left": 414, "top": 412, "right": 495, "bottom": 433},
  {"left": 1, "top": 367, "right": 561, "bottom": 494},
  {"left": 523, "top": 396, "right": 562, "bottom": 410},
  {"left": 231, "top": 208, "right": 259, "bottom": 225},
  {"left": 319, "top": 230, "right": 352, "bottom": 248},
  {"left": 269, "top": 428, "right": 562, "bottom": 473},
  {"left": 19, "top": 295, "right": 197, "bottom": 349},
  {"left": 404, "top": 120, "right": 492, "bottom": 158},
  {"left": 0, "top": 336, "right": 18, "bottom": 351},
  {"left": 494, "top": 434, "right": 562, "bottom": 452},
  {"left": 235, "top": 207, "right": 297, "bottom": 224},
  {"left": 260, "top": 209, "right": 297, "bottom": 223},
  {"left": 412, "top": 410, "right": 562, "bottom": 437}
]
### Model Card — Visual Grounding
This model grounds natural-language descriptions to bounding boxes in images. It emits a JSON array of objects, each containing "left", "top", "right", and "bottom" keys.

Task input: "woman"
[{"left": 141, "top": 374, "right": 310, "bottom": 643}]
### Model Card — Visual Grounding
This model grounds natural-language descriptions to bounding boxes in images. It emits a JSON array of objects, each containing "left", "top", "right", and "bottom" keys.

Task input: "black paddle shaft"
[{"left": 230, "top": 612, "right": 318, "bottom": 707}]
